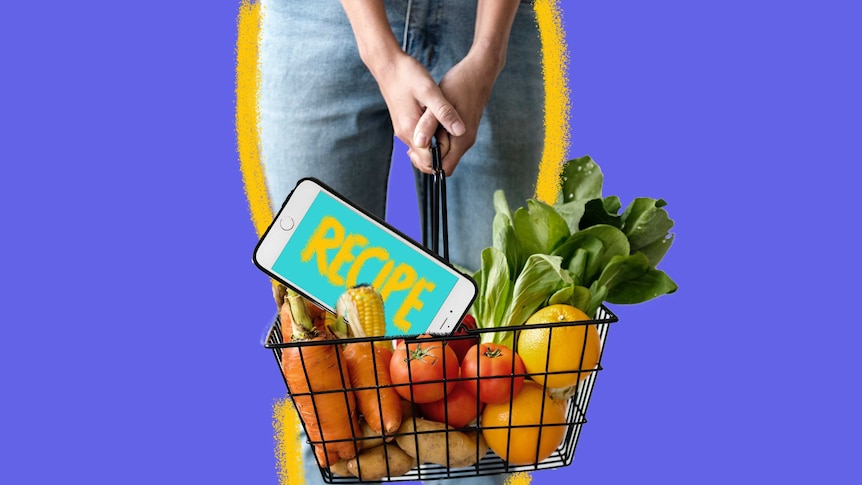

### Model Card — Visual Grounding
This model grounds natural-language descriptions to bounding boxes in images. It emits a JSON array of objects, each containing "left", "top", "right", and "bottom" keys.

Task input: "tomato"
[
  {"left": 445, "top": 315, "right": 479, "bottom": 362},
  {"left": 461, "top": 343, "right": 526, "bottom": 404},
  {"left": 390, "top": 336, "right": 459, "bottom": 403},
  {"left": 419, "top": 379, "right": 484, "bottom": 428}
]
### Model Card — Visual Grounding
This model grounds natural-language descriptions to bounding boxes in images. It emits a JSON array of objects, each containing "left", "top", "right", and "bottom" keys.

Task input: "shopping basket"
[{"left": 263, "top": 144, "right": 620, "bottom": 482}]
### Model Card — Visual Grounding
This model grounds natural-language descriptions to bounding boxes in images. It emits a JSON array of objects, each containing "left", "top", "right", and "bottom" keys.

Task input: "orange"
[
  {"left": 481, "top": 381, "right": 567, "bottom": 465},
  {"left": 517, "top": 304, "right": 601, "bottom": 388}
]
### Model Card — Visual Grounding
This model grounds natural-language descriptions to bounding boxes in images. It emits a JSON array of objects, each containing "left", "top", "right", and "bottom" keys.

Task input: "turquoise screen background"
[{"left": 272, "top": 189, "right": 457, "bottom": 336}]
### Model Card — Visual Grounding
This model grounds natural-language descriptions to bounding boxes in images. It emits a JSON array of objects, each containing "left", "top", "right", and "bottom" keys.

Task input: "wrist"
[
  {"left": 466, "top": 40, "right": 508, "bottom": 79},
  {"left": 357, "top": 35, "right": 405, "bottom": 78}
]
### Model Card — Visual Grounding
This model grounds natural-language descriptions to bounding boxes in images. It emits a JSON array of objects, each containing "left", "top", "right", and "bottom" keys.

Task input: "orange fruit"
[
  {"left": 481, "top": 381, "right": 567, "bottom": 465},
  {"left": 517, "top": 304, "right": 601, "bottom": 388}
]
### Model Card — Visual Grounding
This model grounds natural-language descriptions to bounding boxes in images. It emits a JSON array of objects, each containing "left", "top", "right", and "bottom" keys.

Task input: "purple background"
[{"left": 2, "top": 1, "right": 860, "bottom": 484}]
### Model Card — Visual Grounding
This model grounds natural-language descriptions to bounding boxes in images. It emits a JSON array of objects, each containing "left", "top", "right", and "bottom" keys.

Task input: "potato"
[
  {"left": 394, "top": 417, "right": 488, "bottom": 468},
  {"left": 329, "top": 460, "right": 350, "bottom": 477},
  {"left": 346, "top": 444, "right": 416, "bottom": 480},
  {"left": 356, "top": 420, "right": 387, "bottom": 451}
]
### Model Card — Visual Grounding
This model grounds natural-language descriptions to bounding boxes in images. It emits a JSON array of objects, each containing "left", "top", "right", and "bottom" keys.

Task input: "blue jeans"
[{"left": 260, "top": 0, "right": 544, "bottom": 483}]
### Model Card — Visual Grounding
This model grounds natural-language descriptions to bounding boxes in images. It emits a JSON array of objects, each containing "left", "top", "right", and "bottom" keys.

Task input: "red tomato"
[
  {"left": 419, "top": 379, "right": 484, "bottom": 428},
  {"left": 390, "top": 336, "right": 459, "bottom": 403},
  {"left": 445, "top": 315, "right": 479, "bottom": 362},
  {"left": 461, "top": 343, "right": 526, "bottom": 404}
]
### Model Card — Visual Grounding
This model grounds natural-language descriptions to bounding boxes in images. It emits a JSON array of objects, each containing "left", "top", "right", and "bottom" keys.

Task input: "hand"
[
  {"left": 372, "top": 52, "right": 466, "bottom": 174},
  {"left": 410, "top": 51, "right": 501, "bottom": 176}
]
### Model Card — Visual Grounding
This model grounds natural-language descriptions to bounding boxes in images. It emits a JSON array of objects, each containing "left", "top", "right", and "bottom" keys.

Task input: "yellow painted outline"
[{"left": 235, "top": 1, "right": 570, "bottom": 483}]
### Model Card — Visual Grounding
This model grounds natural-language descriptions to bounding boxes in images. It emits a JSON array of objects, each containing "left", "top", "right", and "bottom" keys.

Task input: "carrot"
[
  {"left": 343, "top": 341, "right": 403, "bottom": 436},
  {"left": 280, "top": 290, "right": 362, "bottom": 467}
]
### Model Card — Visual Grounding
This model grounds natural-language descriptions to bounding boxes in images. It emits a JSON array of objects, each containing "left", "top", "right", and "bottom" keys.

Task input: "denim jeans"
[{"left": 260, "top": 0, "right": 544, "bottom": 483}]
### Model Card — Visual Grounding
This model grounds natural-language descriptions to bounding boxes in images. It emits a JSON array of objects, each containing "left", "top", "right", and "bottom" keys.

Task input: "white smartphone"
[{"left": 253, "top": 178, "right": 477, "bottom": 337}]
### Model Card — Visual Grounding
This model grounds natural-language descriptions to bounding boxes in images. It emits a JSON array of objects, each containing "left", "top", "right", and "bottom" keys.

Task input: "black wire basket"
[
  {"left": 263, "top": 305, "right": 618, "bottom": 483},
  {"left": 264, "top": 146, "right": 619, "bottom": 481}
]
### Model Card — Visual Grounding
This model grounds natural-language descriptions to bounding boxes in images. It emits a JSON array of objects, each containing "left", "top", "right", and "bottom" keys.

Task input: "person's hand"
[
  {"left": 410, "top": 51, "right": 502, "bottom": 176},
  {"left": 372, "top": 52, "right": 467, "bottom": 174}
]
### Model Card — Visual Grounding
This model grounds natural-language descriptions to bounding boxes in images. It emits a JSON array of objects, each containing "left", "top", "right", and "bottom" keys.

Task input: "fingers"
[
  {"left": 412, "top": 109, "right": 437, "bottom": 151},
  {"left": 409, "top": 125, "right": 452, "bottom": 174},
  {"left": 440, "top": 146, "right": 465, "bottom": 177},
  {"left": 422, "top": 90, "right": 466, "bottom": 139},
  {"left": 440, "top": 129, "right": 475, "bottom": 177},
  {"left": 408, "top": 132, "right": 461, "bottom": 176}
]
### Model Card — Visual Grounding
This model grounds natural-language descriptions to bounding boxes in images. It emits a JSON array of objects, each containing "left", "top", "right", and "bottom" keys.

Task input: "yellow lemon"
[
  {"left": 481, "top": 381, "right": 567, "bottom": 465},
  {"left": 517, "top": 304, "right": 601, "bottom": 388}
]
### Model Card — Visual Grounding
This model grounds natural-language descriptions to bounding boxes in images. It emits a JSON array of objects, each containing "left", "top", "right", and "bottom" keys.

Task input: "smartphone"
[{"left": 253, "top": 178, "right": 477, "bottom": 337}]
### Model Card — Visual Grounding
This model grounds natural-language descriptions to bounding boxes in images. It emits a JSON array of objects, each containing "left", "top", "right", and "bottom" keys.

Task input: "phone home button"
[{"left": 279, "top": 216, "right": 295, "bottom": 231}]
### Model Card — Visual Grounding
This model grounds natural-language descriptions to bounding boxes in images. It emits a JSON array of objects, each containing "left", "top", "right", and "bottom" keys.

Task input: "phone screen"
[{"left": 255, "top": 179, "right": 475, "bottom": 337}]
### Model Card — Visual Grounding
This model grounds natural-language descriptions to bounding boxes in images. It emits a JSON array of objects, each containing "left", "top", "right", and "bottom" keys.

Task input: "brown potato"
[
  {"left": 329, "top": 460, "right": 350, "bottom": 477},
  {"left": 355, "top": 420, "right": 387, "bottom": 451},
  {"left": 394, "top": 417, "right": 488, "bottom": 468},
  {"left": 346, "top": 444, "right": 416, "bottom": 480}
]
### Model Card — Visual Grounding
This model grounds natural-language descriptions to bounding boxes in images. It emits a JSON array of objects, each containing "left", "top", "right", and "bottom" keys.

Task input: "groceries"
[{"left": 265, "top": 156, "right": 678, "bottom": 478}]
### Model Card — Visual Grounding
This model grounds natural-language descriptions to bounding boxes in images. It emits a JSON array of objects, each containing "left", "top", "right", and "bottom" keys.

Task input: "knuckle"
[{"left": 435, "top": 104, "right": 457, "bottom": 122}]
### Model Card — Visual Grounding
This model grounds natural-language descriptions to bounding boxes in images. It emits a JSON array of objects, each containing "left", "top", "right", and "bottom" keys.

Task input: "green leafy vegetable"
[
  {"left": 621, "top": 197, "right": 675, "bottom": 259},
  {"left": 580, "top": 198, "right": 622, "bottom": 229},
  {"left": 492, "top": 254, "right": 571, "bottom": 344},
  {"left": 492, "top": 211, "right": 522, "bottom": 277},
  {"left": 606, "top": 268, "right": 678, "bottom": 304},
  {"left": 513, "top": 199, "right": 570, "bottom": 256},
  {"left": 561, "top": 155, "right": 603, "bottom": 203},
  {"left": 469, "top": 156, "right": 678, "bottom": 336},
  {"left": 473, "top": 247, "right": 513, "bottom": 336}
]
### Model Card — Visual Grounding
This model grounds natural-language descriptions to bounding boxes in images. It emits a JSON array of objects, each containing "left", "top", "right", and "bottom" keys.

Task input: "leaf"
[
  {"left": 492, "top": 212, "right": 523, "bottom": 277},
  {"left": 513, "top": 199, "right": 571, "bottom": 256},
  {"left": 607, "top": 268, "right": 679, "bottom": 304},
  {"left": 596, "top": 253, "right": 651, "bottom": 291},
  {"left": 553, "top": 225, "right": 630, "bottom": 285},
  {"left": 474, "top": 247, "right": 513, "bottom": 330},
  {"left": 603, "top": 196, "right": 622, "bottom": 214},
  {"left": 471, "top": 267, "right": 485, "bottom": 325},
  {"left": 549, "top": 284, "right": 592, "bottom": 314},
  {"left": 560, "top": 156, "right": 603, "bottom": 203},
  {"left": 621, "top": 197, "right": 675, "bottom": 254},
  {"left": 580, "top": 198, "right": 622, "bottom": 230},
  {"left": 504, "top": 254, "right": 572, "bottom": 329},
  {"left": 554, "top": 199, "right": 588, "bottom": 234},
  {"left": 493, "top": 190, "right": 512, "bottom": 221},
  {"left": 563, "top": 247, "right": 590, "bottom": 286},
  {"left": 637, "top": 233, "right": 675, "bottom": 267},
  {"left": 586, "top": 282, "right": 609, "bottom": 319},
  {"left": 553, "top": 236, "right": 602, "bottom": 285}
]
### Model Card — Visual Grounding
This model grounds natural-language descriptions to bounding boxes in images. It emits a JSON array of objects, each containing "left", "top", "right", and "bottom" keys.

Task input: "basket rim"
[{"left": 264, "top": 304, "right": 619, "bottom": 349}]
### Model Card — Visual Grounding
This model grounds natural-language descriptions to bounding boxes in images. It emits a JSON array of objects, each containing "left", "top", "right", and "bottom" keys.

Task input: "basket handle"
[{"left": 421, "top": 141, "right": 449, "bottom": 261}]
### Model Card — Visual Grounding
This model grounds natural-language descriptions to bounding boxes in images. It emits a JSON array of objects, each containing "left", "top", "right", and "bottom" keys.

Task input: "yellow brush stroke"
[
  {"left": 236, "top": 1, "right": 305, "bottom": 485},
  {"left": 236, "top": 0, "right": 272, "bottom": 236},
  {"left": 506, "top": 471, "right": 534, "bottom": 485},
  {"left": 273, "top": 397, "right": 304, "bottom": 485},
  {"left": 235, "top": 1, "right": 571, "bottom": 484},
  {"left": 534, "top": 0, "right": 571, "bottom": 205}
]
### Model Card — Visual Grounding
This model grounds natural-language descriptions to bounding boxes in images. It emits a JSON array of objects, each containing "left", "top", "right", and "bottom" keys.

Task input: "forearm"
[
  {"left": 470, "top": 0, "right": 521, "bottom": 76},
  {"left": 339, "top": 1, "right": 404, "bottom": 78}
]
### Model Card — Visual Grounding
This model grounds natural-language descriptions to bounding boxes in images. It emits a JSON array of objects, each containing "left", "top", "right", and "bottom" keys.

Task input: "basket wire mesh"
[
  {"left": 264, "top": 144, "right": 618, "bottom": 481},
  {"left": 264, "top": 305, "right": 617, "bottom": 482}
]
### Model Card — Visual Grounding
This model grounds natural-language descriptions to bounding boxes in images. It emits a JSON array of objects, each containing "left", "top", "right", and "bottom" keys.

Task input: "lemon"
[
  {"left": 517, "top": 304, "right": 601, "bottom": 388},
  {"left": 482, "top": 381, "right": 567, "bottom": 465}
]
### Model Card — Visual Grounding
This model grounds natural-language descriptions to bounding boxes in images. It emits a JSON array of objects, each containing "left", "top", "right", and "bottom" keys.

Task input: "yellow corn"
[{"left": 337, "top": 284, "right": 387, "bottom": 339}]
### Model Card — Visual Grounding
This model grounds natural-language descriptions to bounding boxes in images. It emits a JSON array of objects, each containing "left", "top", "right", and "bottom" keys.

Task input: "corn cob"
[{"left": 336, "top": 284, "right": 387, "bottom": 343}]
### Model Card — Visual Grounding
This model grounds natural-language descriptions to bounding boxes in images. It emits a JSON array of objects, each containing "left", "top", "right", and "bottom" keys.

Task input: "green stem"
[{"left": 285, "top": 288, "right": 316, "bottom": 340}]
